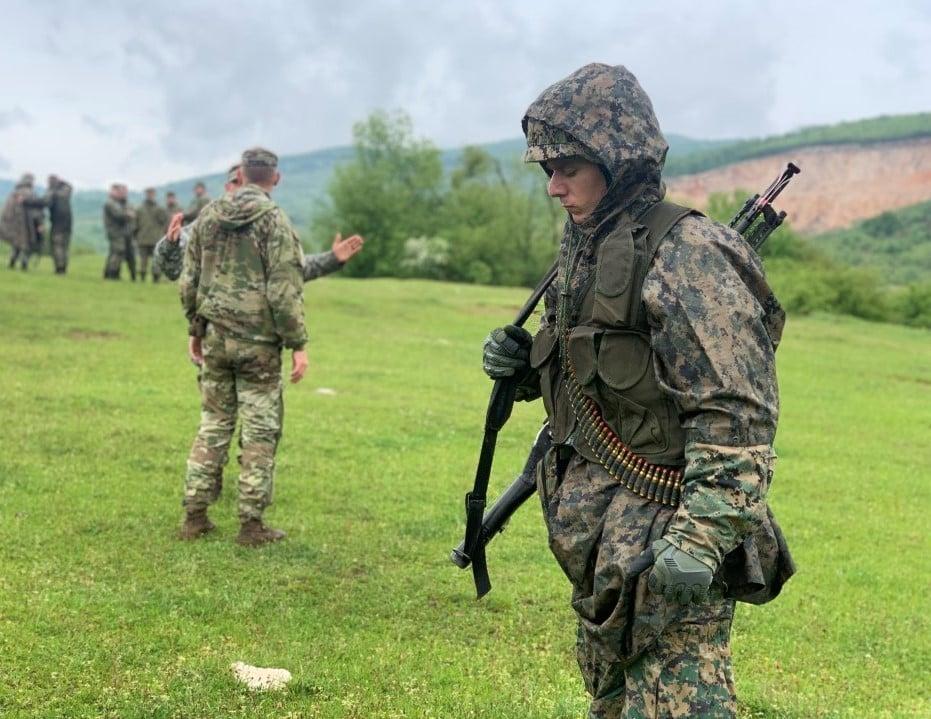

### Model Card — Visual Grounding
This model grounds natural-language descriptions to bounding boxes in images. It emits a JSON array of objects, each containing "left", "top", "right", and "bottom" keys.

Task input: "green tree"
[{"left": 312, "top": 111, "right": 443, "bottom": 277}]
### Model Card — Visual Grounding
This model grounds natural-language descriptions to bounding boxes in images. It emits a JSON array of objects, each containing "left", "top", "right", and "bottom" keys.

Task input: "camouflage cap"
[
  {"left": 18, "top": 173, "right": 35, "bottom": 186},
  {"left": 523, "top": 118, "right": 600, "bottom": 165},
  {"left": 227, "top": 164, "right": 241, "bottom": 183},
  {"left": 241, "top": 147, "right": 278, "bottom": 169}
]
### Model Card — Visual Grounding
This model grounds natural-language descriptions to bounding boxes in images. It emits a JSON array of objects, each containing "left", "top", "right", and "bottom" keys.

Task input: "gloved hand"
[
  {"left": 482, "top": 324, "right": 533, "bottom": 380},
  {"left": 647, "top": 539, "right": 715, "bottom": 605}
]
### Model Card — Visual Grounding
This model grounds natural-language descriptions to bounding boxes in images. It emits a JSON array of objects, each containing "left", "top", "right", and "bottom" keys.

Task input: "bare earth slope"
[{"left": 666, "top": 137, "right": 931, "bottom": 234}]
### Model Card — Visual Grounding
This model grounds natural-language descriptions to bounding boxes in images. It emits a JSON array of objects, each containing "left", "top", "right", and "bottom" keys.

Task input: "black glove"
[
  {"left": 482, "top": 324, "right": 533, "bottom": 380},
  {"left": 647, "top": 539, "right": 715, "bottom": 605}
]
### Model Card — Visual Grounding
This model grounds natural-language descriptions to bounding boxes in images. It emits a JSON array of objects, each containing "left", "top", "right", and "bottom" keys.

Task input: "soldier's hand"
[
  {"left": 188, "top": 336, "right": 204, "bottom": 366},
  {"left": 482, "top": 324, "right": 533, "bottom": 380},
  {"left": 647, "top": 539, "right": 714, "bottom": 605},
  {"left": 332, "top": 232, "right": 365, "bottom": 263},
  {"left": 291, "top": 350, "right": 308, "bottom": 384},
  {"left": 167, "top": 212, "right": 184, "bottom": 243}
]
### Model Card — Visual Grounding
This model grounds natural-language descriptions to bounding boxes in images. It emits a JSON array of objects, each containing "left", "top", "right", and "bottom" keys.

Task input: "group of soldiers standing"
[
  {"left": 103, "top": 182, "right": 209, "bottom": 281},
  {"left": 0, "top": 173, "right": 73, "bottom": 273}
]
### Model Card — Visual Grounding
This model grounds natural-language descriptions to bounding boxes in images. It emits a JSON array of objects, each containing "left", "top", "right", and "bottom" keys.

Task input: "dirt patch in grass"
[{"left": 66, "top": 328, "right": 122, "bottom": 340}]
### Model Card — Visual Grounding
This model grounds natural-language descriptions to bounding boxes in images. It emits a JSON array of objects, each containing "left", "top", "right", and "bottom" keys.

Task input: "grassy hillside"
[
  {"left": 1, "top": 254, "right": 929, "bottom": 718},
  {"left": 813, "top": 199, "right": 931, "bottom": 285},
  {"left": 664, "top": 113, "right": 931, "bottom": 177}
]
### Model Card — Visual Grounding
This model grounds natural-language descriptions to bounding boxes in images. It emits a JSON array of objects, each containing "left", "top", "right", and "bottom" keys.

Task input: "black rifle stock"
[{"left": 452, "top": 162, "right": 801, "bottom": 598}]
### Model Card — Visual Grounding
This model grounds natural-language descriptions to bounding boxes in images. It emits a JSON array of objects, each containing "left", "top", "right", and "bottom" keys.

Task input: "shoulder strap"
[
  {"left": 639, "top": 200, "right": 701, "bottom": 252},
  {"left": 633, "top": 201, "right": 704, "bottom": 327}
]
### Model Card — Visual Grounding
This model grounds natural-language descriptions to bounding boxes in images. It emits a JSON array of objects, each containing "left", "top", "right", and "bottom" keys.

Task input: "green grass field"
[{"left": 1, "top": 255, "right": 928, "bottom": 718}]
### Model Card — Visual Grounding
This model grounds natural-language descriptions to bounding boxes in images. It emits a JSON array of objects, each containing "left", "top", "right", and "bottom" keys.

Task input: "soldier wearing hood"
[
  {"left": 1, "top": 174, "right": 44, "bottom": 270},
  {"left": 155, "top": 163, "right": 364, "bottom": 283},
  {"left": 482, "top": 64, "right": 794, "bottom": 718},
  {"left": 178, "top": 147, "right": 309, "bottom": 546}
]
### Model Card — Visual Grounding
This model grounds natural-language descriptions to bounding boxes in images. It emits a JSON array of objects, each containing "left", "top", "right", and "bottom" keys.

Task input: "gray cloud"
[
  {"left": 1, "top": 0, "right": 929, "bottom": 187},
  {"left": 82, "top": 115, "right": 121, "bottom": 136},
  {"left": 0, "top": 107, "right": 33, "bottom": 130}
]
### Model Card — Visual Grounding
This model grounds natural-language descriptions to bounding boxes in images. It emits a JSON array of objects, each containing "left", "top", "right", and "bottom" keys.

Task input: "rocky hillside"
[{"left": 666, "top": 137, "right": 931, "bottom": 234}]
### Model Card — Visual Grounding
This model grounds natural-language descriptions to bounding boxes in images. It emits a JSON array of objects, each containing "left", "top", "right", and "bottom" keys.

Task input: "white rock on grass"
[
  {"left": 315, "top": 387, "right": 338, "bottom": 396},
  {"left": 231, "top": 661, "right": 292, "bottom": 691}
]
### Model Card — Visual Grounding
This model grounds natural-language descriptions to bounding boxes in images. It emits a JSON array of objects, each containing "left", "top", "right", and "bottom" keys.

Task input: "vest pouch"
[
  {"left": 592, "top": 227, "right": 638, "bottom": 327},
  {"left": 532, "top": 325, "right": 575, "bottom": 443},
  {"left": 566, "top": 325, "right": 600, "bottom": 385},
  {"left": 593, "top": 330, "right": 668, "bottom": 457},
  {"left": 530, "top": 324, "right": 558, "bottom": 370},
  {"left": 596, "top": 330, "right": 652, "bottom": 391}
]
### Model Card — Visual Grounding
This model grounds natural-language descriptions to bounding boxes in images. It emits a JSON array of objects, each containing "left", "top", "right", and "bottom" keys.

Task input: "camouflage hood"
[
  {"left": 522, "top": 63, "right": 668, "bottom": 218},
  {"left": 212, "top": 184, "right": 277, "bottom": 230}
]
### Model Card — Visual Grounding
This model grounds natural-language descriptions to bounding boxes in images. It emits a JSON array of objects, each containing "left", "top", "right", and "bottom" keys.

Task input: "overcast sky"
[{"left": 1, "top": 0, "right": 929, "bottom": 188}]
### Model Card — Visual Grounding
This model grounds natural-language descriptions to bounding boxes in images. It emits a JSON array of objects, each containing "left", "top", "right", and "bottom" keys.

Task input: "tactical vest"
[{"left": 531, "top": 201, "right": 702, "bottom": 469}]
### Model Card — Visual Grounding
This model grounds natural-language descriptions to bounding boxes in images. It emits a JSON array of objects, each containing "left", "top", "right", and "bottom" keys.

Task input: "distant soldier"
[
  {"left": 182, "top": 181, "right": 210, "bottom": 224},
  {"left": 134, "top": 187, "right": 168, "bottom": 282},
  {"left": 0, "top": 174, "right": 43, "bottom": 271},
  {"left": 179, "top": 147, "right": 308, "bottom": 545},
  {"left": 165, "top": 191, "right": 182, "bottom": 216},
  {"left": 22, "top": 174, "right": 74, "bottom": 274},
  {"left": 102, "top": 183, "right": 136, "bottom": 280}
]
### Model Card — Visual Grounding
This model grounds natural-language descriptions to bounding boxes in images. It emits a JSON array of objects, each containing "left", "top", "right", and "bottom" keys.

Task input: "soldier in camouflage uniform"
[
  {"left": 19, "top": 174, "right": 73, "bottom": 274},
  {"left": 182, "top": 181, "right": 210, "bottom": 224},
  {"left": 179, "top": 148, "right": 309, "bottom": 546},
  {"left": 103, "top": 184, "right": 136, "bottom": 280},
  {"left": 482, "top": 64, "right": 794, "bottom": 718},
  {"left": 1, "top": 174, "right": 44, "bottom": 270},
  {"left": 134, "top": 187, "right": 168, "bottom": 282},
  {"left": 156, "top": 165, "right": 364, "bottom": 282},
  {"left": 165, "top": 191, "right": 182, "bottom": 216}
]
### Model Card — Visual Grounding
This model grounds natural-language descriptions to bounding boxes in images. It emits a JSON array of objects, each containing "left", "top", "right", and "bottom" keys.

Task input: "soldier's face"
[{"left": 545, "top": 157, "right": 608, "bottom": 224}]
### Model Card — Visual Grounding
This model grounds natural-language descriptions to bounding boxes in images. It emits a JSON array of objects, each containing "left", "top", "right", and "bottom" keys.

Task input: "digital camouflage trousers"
[
  {"left": 184, "top": 324, "right": 283, "bottom": 521},
  {"left": 538, "top": 451, "right": 737, "bottom": 719}
]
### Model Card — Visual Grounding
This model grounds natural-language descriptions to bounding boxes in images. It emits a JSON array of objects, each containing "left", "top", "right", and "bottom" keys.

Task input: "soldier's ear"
[{"left": 273, "top": 171, "right": 281, "bottom": 187}]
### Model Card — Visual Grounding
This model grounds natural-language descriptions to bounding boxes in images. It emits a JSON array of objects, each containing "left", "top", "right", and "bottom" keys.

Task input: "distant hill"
[
  {"left": 812, "top": 199, "right": 931, "bottom": 285},
  {"left": 666, "top": 135, "right": 931, "bottom": 235},
  {"left": 664, "top": 113, "right": 931, "bottom": 177}
]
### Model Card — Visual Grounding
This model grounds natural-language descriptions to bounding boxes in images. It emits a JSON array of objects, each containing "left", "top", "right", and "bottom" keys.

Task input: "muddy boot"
[
  {"left": 236, "top": 519, "right": 286, "bottom": 547},
  {"left": 178, "top": 509, "right": 215, "bottom": 540}
]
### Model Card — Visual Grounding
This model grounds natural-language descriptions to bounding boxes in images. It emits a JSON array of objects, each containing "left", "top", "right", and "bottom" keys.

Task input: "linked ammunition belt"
[{"left": 563, "top": 341, "right": 684, "bottom": 507}]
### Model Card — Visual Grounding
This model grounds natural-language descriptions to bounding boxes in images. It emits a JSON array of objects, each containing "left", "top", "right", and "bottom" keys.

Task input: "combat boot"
[
  {"left": 236, "top": 519, "right": 286, "bottom": 547},
  {"left": 178, "top": 509, "right": 215, "bottom": 540}
]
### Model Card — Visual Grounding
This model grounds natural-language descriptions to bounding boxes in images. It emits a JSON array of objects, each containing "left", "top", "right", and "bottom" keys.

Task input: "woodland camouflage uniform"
[
  {"left": 179, "top": 158, "right": 306, "bottom": 524},
  {"left": 516, "top": 64, "right": 794, "bottom": 718},
  {"left": 134, "top": 194, "right": 169, "bottom": 281},
  {"left": 20, "top": 176, "right": 73, "bottom": 273},
  {"left": 1, "top": 174, "right": 43, "bottom": 270}
]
